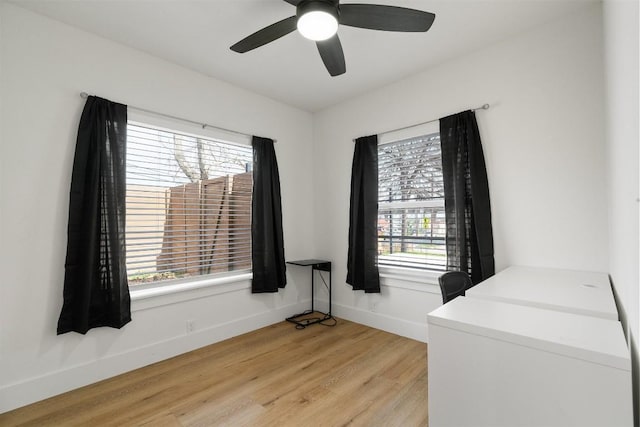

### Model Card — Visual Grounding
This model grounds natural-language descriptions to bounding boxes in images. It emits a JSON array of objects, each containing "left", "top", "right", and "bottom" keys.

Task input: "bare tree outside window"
[{"left": 172, "top": 134, "right": 250, "bottom": 182}]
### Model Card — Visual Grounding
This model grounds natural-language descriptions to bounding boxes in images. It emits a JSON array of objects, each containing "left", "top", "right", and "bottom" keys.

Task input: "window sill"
[
  {"left": 130, "top": 272, "right": 252, "bottom": 312},
  {"left": 379, "top": 266, "right": 442, "bottom": 294}
]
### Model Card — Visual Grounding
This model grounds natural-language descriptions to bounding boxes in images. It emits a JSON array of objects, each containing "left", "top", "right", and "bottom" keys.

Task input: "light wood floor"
[{"left": 0, "top": 318, "right": 428, "bottom": 426}]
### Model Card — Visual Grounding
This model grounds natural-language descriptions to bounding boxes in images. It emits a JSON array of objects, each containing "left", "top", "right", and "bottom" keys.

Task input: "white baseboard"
[
  {"left": 0, "top": 301, "right": 309, "bottom": 414},
  {"left": 331, "top": 302, "right": 428, "bottom": 343}
]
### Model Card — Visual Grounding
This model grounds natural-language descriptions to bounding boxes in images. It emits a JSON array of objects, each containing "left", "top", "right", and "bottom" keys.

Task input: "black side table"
[{"left": 285, "top": 259, "right": 332, "bottom": 328}]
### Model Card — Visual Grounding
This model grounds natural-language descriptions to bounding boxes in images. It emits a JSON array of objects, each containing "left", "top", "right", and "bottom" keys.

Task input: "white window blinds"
[
  {"left": 125, "top": 123, "right": 253, "bottom": 285},
  {"left": 377, "top": 132, "right": 446, "bottom": 270}
]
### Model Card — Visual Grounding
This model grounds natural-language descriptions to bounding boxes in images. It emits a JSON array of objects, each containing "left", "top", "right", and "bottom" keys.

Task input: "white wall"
[
  {"left": 313, "top": 4, "right": 607, "bottom": 341},
  {"left": 603, "top": 0, "right": 640, "bottom": 418},
  {"left": 0, "top": 3, "right": 315, "bottom": 412}
]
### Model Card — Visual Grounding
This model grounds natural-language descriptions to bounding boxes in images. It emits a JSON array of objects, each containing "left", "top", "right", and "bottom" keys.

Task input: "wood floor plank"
[{"left": 0, "top": 319, "right": 428, "bottom": 426}]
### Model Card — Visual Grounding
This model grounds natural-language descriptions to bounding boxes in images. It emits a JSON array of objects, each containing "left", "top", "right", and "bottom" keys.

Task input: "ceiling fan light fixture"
[
  {"left": 297, "top": 11, "right": 338, "bottom": 41},
  {"left": 296, "top": 1, "right": 339, "bottom": 41}
]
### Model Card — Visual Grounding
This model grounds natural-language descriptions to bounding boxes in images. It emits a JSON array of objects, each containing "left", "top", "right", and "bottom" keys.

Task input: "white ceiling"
[{"left": 13, "top": 0, "right": 597, "bottom": 112}]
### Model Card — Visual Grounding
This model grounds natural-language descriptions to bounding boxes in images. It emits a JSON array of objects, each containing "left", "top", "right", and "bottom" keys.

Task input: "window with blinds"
[
  {"left": 377, "top": 132, "right": 446, "bottom": 270},
  {"left": 126, "top": 123, "right": 253, "bottom": 286}
]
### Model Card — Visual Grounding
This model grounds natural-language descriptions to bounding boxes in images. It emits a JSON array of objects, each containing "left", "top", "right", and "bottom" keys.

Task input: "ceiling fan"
[{"left": 230, "top": 0, "right": 435, "bottom": 77}]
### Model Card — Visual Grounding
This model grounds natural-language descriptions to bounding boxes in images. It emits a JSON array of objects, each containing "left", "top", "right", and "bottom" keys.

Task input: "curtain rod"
[
  {"left": 79, "top": 92, "right": 276, "bottom": 143},
  {"left": 375, "top": 103, "right": 490, "bottom": 138}
]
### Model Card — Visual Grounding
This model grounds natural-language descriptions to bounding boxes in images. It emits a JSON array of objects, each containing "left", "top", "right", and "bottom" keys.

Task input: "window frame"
[{"left": 126, "top": 110, "right": 254, "bottom": 301}]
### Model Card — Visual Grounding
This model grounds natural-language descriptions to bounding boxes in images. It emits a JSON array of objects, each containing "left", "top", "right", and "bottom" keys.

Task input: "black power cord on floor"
[{"left": 292, "top": 311, "right": 336, "bottom": 329}]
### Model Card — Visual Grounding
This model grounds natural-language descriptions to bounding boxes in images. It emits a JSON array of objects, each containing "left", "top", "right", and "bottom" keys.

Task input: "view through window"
[
  {"left": 377, "top": 132, "right": 446, "bottom": 270},
  {"left": 125, "top": 123, "right": 253, "bottom": 285}
]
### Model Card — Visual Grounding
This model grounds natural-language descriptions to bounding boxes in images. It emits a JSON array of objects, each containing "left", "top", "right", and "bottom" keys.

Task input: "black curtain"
[
  {"left": 58, "top": 96, "right": 131, "bottom": 334},
  {"left": 440, "top": 110, "right": 495, "bottom": 284},
  {"left": 251, "top": 136, "right": 286, "bottom": 293},
  {"left": 346, "top": 135, "right": 380, "bottom": 293}
]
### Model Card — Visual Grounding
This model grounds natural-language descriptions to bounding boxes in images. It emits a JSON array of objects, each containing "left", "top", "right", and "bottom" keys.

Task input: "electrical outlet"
[{"left": 186, "top": 319, "right": 195, "bottom": 333}]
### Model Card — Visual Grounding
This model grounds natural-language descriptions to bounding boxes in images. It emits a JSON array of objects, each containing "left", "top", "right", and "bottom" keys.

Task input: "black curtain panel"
[
  {"left": 440, "top": 110, "right": 495, "bottom": 284},
  {"left": 346, "top": 135, "right": 380, "bottom": 293},
  {"left": 57, "top": 96, "right": 131, "bottom": 335},
  {"left": 251, "top": 136, "right": 287, "bottom": 293}
]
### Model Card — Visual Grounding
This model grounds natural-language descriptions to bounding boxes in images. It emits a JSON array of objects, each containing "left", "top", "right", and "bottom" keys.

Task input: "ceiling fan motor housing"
[{"left": 296, "top": 0, "right": 340, "bottom": 22}]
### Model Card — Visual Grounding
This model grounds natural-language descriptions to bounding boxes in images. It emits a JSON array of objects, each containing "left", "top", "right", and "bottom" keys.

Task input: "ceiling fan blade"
[
  {"left": 230, "top": 16, "right": 297, "bottom": 53},
  {"left": 282, "top": 0, "right": 302, "bottom": 5},
  {"left": 340, "top": 4, "right": 435, "bottom": 32},
  {"left": 316, "top": 35, "right": 346, "bottom": 77}
]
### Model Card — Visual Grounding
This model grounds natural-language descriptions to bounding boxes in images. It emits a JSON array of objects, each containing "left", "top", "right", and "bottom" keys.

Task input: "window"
[
  {"left": 377, "top": 131, "right": 446, "bottom": 271},
  {"left": 125, "top": 122, "right": 253, "bottom": 286}
]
